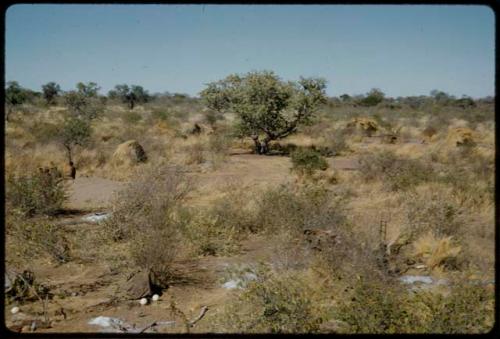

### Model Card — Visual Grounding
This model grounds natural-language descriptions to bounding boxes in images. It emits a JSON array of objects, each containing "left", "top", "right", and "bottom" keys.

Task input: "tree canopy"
[{"left": 200, "top": 71, "right": 327, "bottom": 154}]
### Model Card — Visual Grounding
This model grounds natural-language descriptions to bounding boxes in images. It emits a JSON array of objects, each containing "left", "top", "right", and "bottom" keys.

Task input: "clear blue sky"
[{"left": 5, "top": 4, "right": 495, "bottom": 98}]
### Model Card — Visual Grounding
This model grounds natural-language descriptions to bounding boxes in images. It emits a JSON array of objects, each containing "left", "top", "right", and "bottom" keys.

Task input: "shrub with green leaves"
[
  {"left": 6, "top": 169, "right": 66, "bottom": 217},
  {"left": 57, "top": 117, "right": 92, "bottom": 163},
  {"left": 290, "top": 148, "right": 329, "bottom": 176}
]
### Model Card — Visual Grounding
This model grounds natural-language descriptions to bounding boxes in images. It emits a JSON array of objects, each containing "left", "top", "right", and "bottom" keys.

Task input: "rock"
[
  {"left": 111, "top": 140, "right": 147, "bottom": 167},
  {"left": 125, "top": 270, "right": 154, "bottom": 300}
]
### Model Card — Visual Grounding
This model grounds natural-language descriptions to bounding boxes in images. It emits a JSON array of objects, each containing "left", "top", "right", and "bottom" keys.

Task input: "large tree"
[{"left": 200, "top": 71, "right": 327, "bottom": 154}]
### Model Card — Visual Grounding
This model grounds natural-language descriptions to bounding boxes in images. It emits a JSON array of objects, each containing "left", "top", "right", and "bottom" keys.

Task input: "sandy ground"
[{"left": 65, "top": 153, "right": 362, "bottom": 212}]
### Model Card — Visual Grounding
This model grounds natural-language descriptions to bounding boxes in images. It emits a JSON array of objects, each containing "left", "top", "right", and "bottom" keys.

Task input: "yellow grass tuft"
[{"left": 412, "top": 231, "right": 461, "bottom": 269}]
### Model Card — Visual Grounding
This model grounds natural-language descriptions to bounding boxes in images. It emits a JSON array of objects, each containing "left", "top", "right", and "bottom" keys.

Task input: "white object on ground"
[
  {"left": 88, "top": 316, "right": 124, "bottom": 328},
  {"left": 10, "top": 306, "right": 19, "bottom": 314},
  {"left": 222, "top": 279, "right": 241, "bottom": 289},
  {"left": 140, "top": 298, "right": 148, "bottom": 305},
  {"left": 82, "top": 212, "right": 112, "bottom": 223},
  {"left": 152, "top": 294, "right": 159, "bottom": 301},
  {"left": 399, "top": 275, "right": 433, "bottom": 284}
]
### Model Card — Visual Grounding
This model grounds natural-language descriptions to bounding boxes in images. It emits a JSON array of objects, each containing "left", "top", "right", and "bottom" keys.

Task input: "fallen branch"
[
  {"left": 189, "top": 306, "right": 208, "bottom": 327},
  {"left": 137, "top": 321, "right": 158, "bottom": 333}
]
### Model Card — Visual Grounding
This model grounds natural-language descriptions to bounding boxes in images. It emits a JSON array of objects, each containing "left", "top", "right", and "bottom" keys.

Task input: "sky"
[{"left": 5, "top": 4, "right": 495, "bottom": 98}]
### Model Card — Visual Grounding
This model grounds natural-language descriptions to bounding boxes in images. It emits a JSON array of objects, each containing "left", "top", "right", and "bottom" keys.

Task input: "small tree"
[
  {"left": 76, "top": 82, "right": 100, "bottom": 98},
  {"left": 340, "top": 94, "right": 351, "bottom": 102},
  {"left": 64, "top": 82, "right": 103, "bottom": 120},
  {"left": 112, "top": 84, "right": 150, "bottom": 109},
  {"left": 42, "top": 82, "right": 61, "bottom": 105},
  {"left": 200, "top": 71, "right": 327, "bottom": 154},
  {"left": 5, "top": 81, "right": 27, "bottom": 121},
  {"left": 56, "top": 117, "right": 92, "bottom": 164}
]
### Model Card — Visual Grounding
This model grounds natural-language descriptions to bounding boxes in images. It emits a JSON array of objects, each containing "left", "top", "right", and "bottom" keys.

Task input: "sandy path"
[{"left": 65, "top": 177, "right": 128, "bottom": 211}]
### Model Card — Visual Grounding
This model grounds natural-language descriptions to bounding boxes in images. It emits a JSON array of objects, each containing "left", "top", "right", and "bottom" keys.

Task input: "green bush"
[
  {"left": 290, "top": 148, "right": 328, "bottom": 176},
  {"left": 6, "top": 169, "right": 66, "bottom": 217}
]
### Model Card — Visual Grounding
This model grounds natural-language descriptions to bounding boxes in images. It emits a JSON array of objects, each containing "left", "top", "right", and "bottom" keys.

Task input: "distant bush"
[
  {"left": 290, "top": 148, "right": 328, "bottom": 176},
  {"left": 151, "top": 108, "right": 170, "bottom": 121},
  {"left": 358, "top": 151, "right": 432, "bottom": 191},
  {"left": 6, "top": 169, "right": 66, "bottom": 217}
]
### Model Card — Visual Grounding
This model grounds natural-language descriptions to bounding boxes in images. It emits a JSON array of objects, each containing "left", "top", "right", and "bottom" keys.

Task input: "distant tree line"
[{"left": 5, "top": 80, "right": 492, "bottom": 122}]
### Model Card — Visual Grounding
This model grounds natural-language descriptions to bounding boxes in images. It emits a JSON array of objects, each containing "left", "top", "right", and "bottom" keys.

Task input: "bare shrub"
[
  {"left": 104, "top": 165, "right": 192, "bottom": 279},
  {"left": 324, "top": 129, "right": 349, "bottom": 155},
  {"left": 358, "top": 150, "right": 433, "bottom": 191},
  {"left": 184, "top": 141, "right": 205, "bottom": 165},
  {"left": 183, "top": 187, "right": 255, "bottom": 256},
  {"left": 254, "top": 184, "right": 346, "bottom": 235},
  {"left": 401, "top": 184, "right": 466, "bottom": 239},
  {"left": 6, "top": 213, "right": 71, "bottom": 264}
]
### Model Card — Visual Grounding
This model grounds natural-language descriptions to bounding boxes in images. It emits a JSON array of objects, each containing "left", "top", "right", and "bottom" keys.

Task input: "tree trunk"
[
  {"left": 251, "top": 135, "right": 271, "bottom": 155},
  {"left": 129, "top": 100, "right": 135, "bottom": 110},
  {"left": 260, "top": 137, "right": 271, "bottom": 154},
  {"left": 251, "top": 135, "right": 262, "bottom": 154},
  {"left": 64, "top": 145, "right": 73, "bottom": 164}
]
